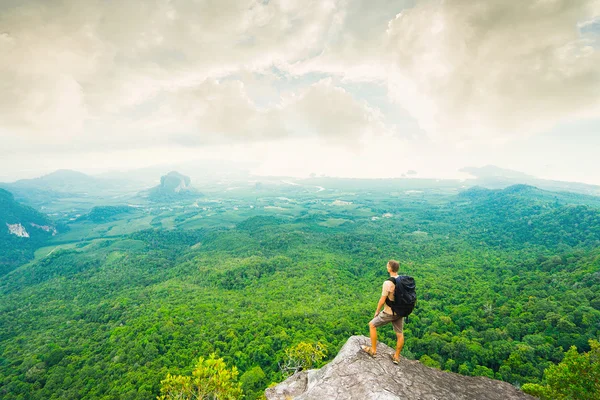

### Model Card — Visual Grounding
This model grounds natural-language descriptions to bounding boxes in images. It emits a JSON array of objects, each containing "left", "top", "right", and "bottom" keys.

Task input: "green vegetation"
[
  {"left": 0, "top": 183, "right": 599, "bottom": 399},
  {"left": 0, "top": 189, "right": 62, "bottom": 276},
  {"left": 279, "top": 342, "right": 327, "bottom": 377},
  {"left": 522, "top": 339, "right": 600, "bottom": 399},
  {"left": 157, "top": 354, "right": 242, "bottom": 400},
  {"left": 79, "top": 206, "right": 136, "bottom": 223}
]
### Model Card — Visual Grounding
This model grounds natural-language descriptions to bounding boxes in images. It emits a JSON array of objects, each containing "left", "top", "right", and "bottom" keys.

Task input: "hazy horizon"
[{"left": 2, "top": 1, "right": 599, "bottom": 185}]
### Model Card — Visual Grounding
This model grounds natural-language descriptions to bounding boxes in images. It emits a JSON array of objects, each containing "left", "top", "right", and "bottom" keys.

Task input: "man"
[{"left": 362, "top": 260, "right": 404, "bottom": 364}]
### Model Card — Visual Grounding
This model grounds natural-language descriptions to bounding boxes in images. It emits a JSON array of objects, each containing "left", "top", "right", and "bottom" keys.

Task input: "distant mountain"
[
  {"left": 6, "top": 168, "right": 147, "bottom": 194},
  {"left": 461, "top": 165, "right": 600, "bottom": 196},
  {"left": 143, "top": 171, "right": 202, "bottom": 201},
  {"left": 9, "top": 169, "right": 97, "bottom": 192},
  {"left": 160, "top": 171, "right": 191, "bottom": 192},
  {"left": 0, "top": 170, "right": 91, "bottom": 207},
  {"left": 0, "top": 189, "right": 61, "bottom": 276},
  {"left": 0, "top": 170, "right": 148, "bottom": 209}
]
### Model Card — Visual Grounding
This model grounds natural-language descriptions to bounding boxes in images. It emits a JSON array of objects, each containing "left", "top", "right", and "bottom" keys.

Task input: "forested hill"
[
  {"left": 452, "top": 185, "right": 600, "bottom": 248},
  {"left": 0, "top": 184, "right": 599, "bottom": 399},
  {"left": 0, "top": 189, "right": 61, "bottom": 276}
]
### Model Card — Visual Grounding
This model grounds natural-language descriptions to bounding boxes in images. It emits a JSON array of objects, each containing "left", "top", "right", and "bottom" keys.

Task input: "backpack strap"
[{"left": 385, "top": 277, "right": 397, "bottom": 313}]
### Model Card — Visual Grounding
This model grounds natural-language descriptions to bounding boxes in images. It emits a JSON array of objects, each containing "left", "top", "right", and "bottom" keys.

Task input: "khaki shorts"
[{"left": 369, "top": 311, "right": 404, "bottom": 333}]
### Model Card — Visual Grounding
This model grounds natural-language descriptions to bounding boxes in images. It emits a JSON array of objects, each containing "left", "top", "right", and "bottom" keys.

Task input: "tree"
[
  {"left": 157, "top": 354, "right": 243, "bottom": 400},
  {"left": 278, "top": 342, "right": 328, "bottom": 377},
  {"left": 420, "top": 355, "right": 441, "bottom": 369},
  {"left": 522, "top": 340, "right": 600, "bottom": 400},
  {"left": 240, "top": 366, "right": 267, "bottom": 400}
]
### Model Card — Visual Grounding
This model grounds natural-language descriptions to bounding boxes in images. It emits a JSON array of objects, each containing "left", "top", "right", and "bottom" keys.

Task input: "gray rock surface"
[{"left": 266, "top": 336, "right": 536, "bottom": 400}]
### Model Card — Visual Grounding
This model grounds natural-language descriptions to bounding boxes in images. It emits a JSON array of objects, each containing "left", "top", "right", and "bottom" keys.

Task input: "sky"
[{"left": 1, "top": 0, "right": 599, "bottom": 184}]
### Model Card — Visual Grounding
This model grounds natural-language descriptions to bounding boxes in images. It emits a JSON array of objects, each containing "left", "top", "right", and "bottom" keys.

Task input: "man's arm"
[{"left": 374, "top": 295, "right": 387, "bottom": 318}]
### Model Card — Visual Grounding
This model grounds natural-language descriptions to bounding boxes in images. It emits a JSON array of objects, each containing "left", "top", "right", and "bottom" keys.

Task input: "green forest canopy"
[{"left": 0, "top": 185, "right": 599, "bottom": 399}]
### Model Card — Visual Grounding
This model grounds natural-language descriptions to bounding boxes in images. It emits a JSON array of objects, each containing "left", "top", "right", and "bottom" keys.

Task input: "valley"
[{"left": 1, "top": 171, "right": 599, "bottom": 399}]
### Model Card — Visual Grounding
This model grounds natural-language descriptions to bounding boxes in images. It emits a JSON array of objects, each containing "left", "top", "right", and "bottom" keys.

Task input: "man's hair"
[{"left": 388, "top": 260, "right": 400, "bottom": 272}]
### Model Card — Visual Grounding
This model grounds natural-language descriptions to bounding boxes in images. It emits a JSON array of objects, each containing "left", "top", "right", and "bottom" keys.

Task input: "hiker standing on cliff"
[{"left": 362, "top": 260, "right": 416, "bottom": 364}]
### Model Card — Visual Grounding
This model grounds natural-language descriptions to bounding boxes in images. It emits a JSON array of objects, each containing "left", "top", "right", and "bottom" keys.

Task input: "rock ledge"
[{"left": 266, "top": 336, "right": 535, "bottom": 400}]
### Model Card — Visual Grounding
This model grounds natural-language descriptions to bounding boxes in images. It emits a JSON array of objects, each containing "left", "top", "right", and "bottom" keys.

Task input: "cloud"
[
  {"left": 284, "top": 0, "right": 407, "bottom": 81},
  {"left": 0, "top": 0, "right": 342, "bottom": 144},
  {"left": 152, "top": 77, "right": 387, "bottom": 146},
  {"left": 0, "top": 74, "right": 388, "bottom": 153},
  {"left": 159, "top": 79, "right": 286, "bottom": 145},
  {"left": 384, "top": 0, "right": 600, "bottom": 142},
  {"left": 1, "top": 0, "right": 598, "bottom": 156}
]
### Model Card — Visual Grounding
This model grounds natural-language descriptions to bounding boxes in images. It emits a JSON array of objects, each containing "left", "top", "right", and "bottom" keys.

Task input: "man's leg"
[
  {"left": 392, "top": 317, "right": 405, "bottom": 361},
  {"left": 369, "top": 322, "right": 378, "bottom": 353},
  {"left": 394, "top": 332, "right": 404, "bottom": 360}
]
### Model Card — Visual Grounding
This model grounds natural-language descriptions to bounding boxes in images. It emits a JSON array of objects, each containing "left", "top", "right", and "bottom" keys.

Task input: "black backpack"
[{"left": 385, "top": 275, "right": 417, "bottom": 317}]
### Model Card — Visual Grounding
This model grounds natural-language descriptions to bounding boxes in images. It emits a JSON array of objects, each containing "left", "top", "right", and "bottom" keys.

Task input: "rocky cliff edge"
[{"left": 266, "top": 336, "right": 535, "bottom": 400}]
